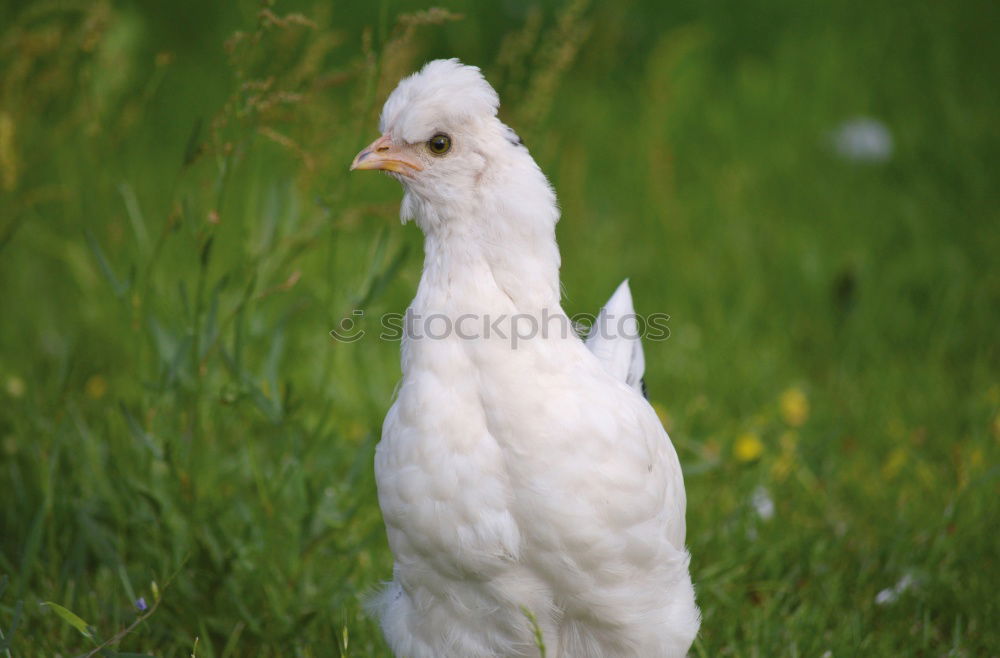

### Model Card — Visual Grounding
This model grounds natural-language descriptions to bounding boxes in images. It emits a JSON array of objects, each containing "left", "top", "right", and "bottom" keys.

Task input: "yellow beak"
[{"left": 350, "top": 134, "right": 423, "bottom": 176}]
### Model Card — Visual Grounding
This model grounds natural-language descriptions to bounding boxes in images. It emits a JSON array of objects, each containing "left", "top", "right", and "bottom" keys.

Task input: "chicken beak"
[{"left": 350, "top": 134, "right": 424, "bottom": 176}]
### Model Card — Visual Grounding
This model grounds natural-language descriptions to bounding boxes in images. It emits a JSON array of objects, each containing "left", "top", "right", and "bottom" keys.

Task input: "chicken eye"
[{"left": 427, "top": 133, "right": 452, "bottom": 155}]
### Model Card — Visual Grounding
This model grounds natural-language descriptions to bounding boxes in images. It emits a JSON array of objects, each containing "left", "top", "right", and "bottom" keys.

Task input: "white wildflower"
[{"left": 831, "top": 117, "right": 893, "bottom": 163}]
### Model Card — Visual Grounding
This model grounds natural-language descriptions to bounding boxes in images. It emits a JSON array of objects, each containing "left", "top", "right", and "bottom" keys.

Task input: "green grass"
[{"left": 1, "top": 0, "right": 997, "bottom": 655}]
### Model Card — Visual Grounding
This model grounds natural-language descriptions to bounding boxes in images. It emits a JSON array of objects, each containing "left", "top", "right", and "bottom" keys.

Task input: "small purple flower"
[{"left": 135, "top": 597, "right": 148, "bottom": 612}]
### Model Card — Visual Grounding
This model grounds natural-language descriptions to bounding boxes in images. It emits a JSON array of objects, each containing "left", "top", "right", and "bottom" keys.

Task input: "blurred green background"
[{"left": 1, "top": 0, "right": 997, "bottom": 655}]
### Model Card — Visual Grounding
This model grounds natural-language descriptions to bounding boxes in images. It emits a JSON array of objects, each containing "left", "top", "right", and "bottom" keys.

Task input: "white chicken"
[{"left": 350, "top": 59, "right": 699, "bottom": 658}]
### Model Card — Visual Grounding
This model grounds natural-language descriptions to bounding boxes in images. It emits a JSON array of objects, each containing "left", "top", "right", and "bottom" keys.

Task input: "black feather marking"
[
  {"left": 503, "top": 123, "right": 523, "bottom": 147},
  {"left": 641, "top": 378, "right": 648, "bottom": 399}
]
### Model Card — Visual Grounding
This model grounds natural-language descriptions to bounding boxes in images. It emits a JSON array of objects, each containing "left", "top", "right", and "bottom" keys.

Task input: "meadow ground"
[{"left": 0, "top": 0, "right": 997, "bottom": 655}]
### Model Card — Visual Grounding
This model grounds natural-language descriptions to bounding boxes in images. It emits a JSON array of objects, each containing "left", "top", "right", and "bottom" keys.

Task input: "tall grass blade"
[
  {"left": 40, "top": 602, "right": 93, "bottom": 640},
  {"left": 118, "top": 182, "right": 150, "bottom": 252},
  {"left": 85, "top": 229, "right": 129, "bottom": 299},
  {"left": 119, "top": 403, "right": 164, "bottom": 459}
]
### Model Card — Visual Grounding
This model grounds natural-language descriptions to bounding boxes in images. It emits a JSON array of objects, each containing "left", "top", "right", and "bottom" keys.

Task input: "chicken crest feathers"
[{"left": 380, "top": 59, "right": 500, "bottom": 144}]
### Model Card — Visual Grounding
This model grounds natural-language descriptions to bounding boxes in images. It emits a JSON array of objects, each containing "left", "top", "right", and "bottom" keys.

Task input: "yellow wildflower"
[
  {"left": 734, "top": 432, "right": 764, "bottom": 462},
  {"left": 85, "top": 375, "right": 108, "bottom": 399},
  {"left": 780, "top": 387, "right": 809, "bottom": 427},
  {"left": 881, "top": 447, "right": 907, "bottom": 479}
]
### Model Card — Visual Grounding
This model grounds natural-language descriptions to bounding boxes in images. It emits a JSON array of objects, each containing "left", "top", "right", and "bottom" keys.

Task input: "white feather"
[{"left": 586, "top": 279, "right": 646, "bottom": 395}]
